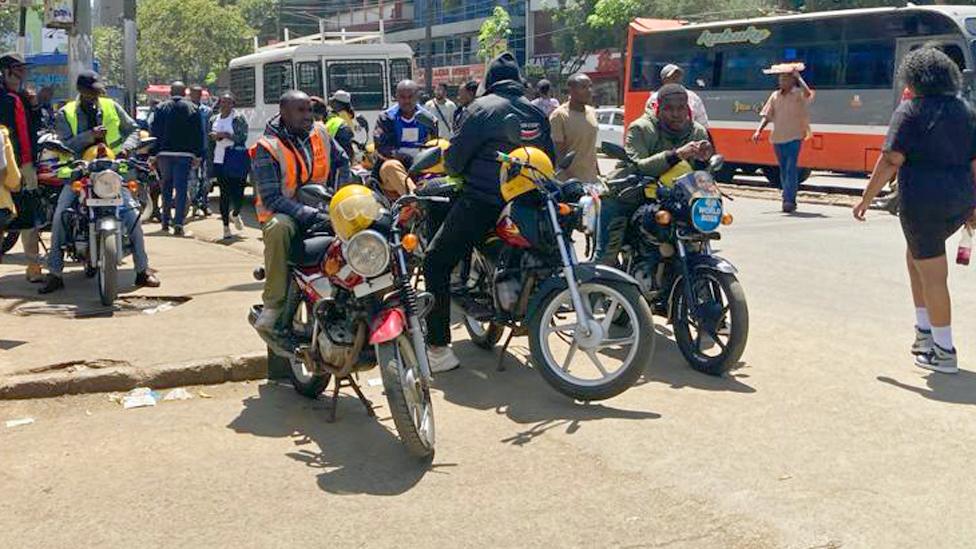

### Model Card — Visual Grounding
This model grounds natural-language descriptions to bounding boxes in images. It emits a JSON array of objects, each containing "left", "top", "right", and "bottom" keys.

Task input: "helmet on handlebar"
[
  {"left": 329, "top": 184, "right": 383, "bottom": 240},
  {"left": 499, "top": 146, "right": 554, "bottom": 202},
  {"left": 420, "top": 138, "right": 450, "bottom": 176},
  {"left": 82, "top": 143, "right": 116, "bottom": 162}
]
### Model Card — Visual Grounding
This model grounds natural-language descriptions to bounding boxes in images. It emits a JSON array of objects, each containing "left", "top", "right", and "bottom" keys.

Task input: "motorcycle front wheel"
[
  {"left": 377, "top": 335, "right": 435, "bottom": 458},
  {"left": 673, "top": 271, "right": 749, "bottom": 376},
  {"left": 1, "top": 230, "right": 18, "bottom": 254},
  {"left": 98, "top": 232, "right": 118, "bottom": 306},
  {"left": 529, "top": 280, "right": 655, "bottom": 401}
]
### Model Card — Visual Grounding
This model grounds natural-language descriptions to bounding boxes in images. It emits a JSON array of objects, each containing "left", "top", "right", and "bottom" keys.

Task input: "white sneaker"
[
  {"left": 428, "top": 346, "right": 460, "bottom": 373},
  {"left": 232, "top": 213, "right": 244, "bottom": 231},
  {"left": 915, "top": 344, "right": 959, "bottom": 374},
  {"left": 253, "top": 306, "right": 280, "bottom": 334},
  {"left": 223, "top": 226, "right": 233, "bottom": 240},
  {"left": 912, "top": 327, "right": 934, "bottom": 356}
]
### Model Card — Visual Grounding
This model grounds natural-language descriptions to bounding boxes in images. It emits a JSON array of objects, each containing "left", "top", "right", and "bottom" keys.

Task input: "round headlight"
[
  {"left": 578, "top": 195, "right": 598, "bottom": 235},
  {"left": 343, "top": 230, "right": 389, "bottom": 278},
  {"left": 92, "top": 171, "right": 123, "bottom": 199}
]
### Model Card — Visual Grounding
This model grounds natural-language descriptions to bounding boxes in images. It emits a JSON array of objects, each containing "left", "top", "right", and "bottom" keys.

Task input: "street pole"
[
  {"left": 17, "top": 4, "right": 26, "bottom": 55},
  {"left": 424, "top": 0, "right": 432, "bottom": 91},
  {"left": 123, "top": 0, "right": 137, "bottom": 114},
  {"left": 68, "top": 0, "right": 94, "bottom": 101}
]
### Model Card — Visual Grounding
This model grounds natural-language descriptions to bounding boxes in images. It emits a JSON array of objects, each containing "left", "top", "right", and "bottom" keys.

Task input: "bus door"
[{"left": 894, "top": 36, "right": 968, "bottom": 105}]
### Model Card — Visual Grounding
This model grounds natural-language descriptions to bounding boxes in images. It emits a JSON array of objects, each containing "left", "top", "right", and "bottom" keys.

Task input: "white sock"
[
  {"left": 931, "top": 325, "right": 954, "bottom": 351},
  {"left": 915, "top": 308, "right": 931, "bottom": 331}
]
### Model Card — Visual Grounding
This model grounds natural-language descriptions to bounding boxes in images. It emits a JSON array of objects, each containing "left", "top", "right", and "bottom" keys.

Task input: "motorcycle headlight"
[
  {"left": 92, "top": 171, "right": 123, "bottom": 199},
  {"left": 343, "top": 229, "right": 389, "bottom": 278},
  {"left": 578, "top": 195, "right": 598, "bottom": 235}
]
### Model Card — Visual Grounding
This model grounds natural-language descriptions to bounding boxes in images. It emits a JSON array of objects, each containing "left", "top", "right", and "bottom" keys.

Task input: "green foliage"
[
  {"left": 228, "top": 0, "right": 279, "bottom": 35},
  {"left": 93, "top": 26, "right": 124, "bottom": 87},
  {"left": 138, "top": 0, "right": 254, "bottom": 85},
  {"left": 0, "top": 7, "right": 19, "bottom": 52},
  {"left": 551, "top": 0, "right": 615, "bottom": 76},
  {"left": 478, "top": 6, "right": 512, "bottom": 62}
]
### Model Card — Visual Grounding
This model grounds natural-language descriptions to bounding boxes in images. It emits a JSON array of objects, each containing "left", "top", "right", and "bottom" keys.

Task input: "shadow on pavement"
[
  {"left": 436, "top": 339, "right": 662, "bottom": 447},
  {"left": 760, "top": 209, "right": 830, "bottom": 219},
  {"left": 227, "top": 383, "right": 435, "bottom": 496},
  {"left": 877, "top": 373, "right": 976, "bottom": 406},
  {"left": 0, "top": 268, "right": 146, "bottom": 313},
  {"left": 636, "top": 325, "right": 756, "bottom": 393}
]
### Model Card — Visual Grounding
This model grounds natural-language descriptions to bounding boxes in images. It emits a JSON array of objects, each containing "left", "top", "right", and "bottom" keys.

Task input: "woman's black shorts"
[{"left": 901, "top": 206, "right": 974, "bottom": 260}]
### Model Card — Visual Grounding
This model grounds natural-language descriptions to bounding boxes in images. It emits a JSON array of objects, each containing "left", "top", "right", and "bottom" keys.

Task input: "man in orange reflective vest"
[{"left": 252, "top": 90, "right": 350, "bottom": 339}]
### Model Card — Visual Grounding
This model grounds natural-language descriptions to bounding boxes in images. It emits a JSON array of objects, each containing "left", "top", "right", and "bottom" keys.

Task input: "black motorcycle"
[{"left": 597, "top": 142, "right": 748, "bottom": 376}]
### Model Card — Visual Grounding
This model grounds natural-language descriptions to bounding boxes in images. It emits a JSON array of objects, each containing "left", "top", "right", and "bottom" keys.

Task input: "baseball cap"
[
  {"left": 76, "top": 70, "right": 105, "bottom": 93},
  {"left": 660, "top": 64, "right": 684, "bottom": 80},
  {"left": 0, "top": 52, "right": 30, "bottom": 70},
  {"left": 330, "top": 89, "right": 352, "bottom": 105}
]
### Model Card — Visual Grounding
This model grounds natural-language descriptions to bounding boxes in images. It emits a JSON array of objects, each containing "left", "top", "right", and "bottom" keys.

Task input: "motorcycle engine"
[
  {"left": 631, "top": 259, "right": 656, "bottom": 295},
  {"left": 315, "top": 306, "right": 358, "bottom": 368}
]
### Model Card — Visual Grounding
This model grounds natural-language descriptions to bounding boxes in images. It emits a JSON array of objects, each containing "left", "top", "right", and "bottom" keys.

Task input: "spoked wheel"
[
  {"left": 673, "top": 271, "right": 749, "bottom": 376},
  {"left": 529, "top": 280, "right": 655, "bottom": 401},
  {"left": 287, "top": 302, "right": 330, "bottom": 398},
  {"left": 461, "top": 251, "right": 502, "bottom": 349},
  {"left": 1, "top": 230, "right": 19, "bottom": 254},
  {"left": 378, "top": 335, "right": 435, "bottom": 458}
]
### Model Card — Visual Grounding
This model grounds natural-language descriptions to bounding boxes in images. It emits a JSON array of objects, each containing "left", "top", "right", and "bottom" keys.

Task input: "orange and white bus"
[{"left": 624, "top": 6, "right": 976, "bottom": 183}]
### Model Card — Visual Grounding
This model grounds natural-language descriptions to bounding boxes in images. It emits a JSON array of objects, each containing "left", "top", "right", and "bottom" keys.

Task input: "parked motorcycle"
[
  {"left": 597, "top": 142, "right": 749, "bottom": 375},
  {"left": 454, "top": 115, "right": 656, "bottom": 402},
  {"left": 248, "top": 182, "right": 447, "bottom": 458}
]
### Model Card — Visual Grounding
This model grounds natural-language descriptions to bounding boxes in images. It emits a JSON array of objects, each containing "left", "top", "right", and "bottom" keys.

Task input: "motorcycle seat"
[{"left": 295, "top": 235, "right": 334, "bottom": 267}]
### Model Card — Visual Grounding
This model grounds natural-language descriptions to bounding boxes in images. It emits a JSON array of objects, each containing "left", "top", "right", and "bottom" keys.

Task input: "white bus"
[{"left": 228, "top": 32, "right": 414, "bottom": 145}]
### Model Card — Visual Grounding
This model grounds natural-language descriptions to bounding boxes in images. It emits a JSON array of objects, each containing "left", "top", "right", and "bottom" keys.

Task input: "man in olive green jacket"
[{"left": 596, "top": 84, "right": 713, "bottom": 263}]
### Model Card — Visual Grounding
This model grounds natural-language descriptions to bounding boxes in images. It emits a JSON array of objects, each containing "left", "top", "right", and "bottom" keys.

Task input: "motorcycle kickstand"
[
  {"left": 497, "top": 328, "right": 515, "bottom": 372},
  {"left": 327, "top": 375, "right": 375, "bottom": 423}
]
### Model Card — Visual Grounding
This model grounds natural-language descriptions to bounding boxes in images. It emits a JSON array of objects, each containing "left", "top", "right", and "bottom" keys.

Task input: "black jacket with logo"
[{"left": 446, "top": 53, "right": 555, "bottom": 205}]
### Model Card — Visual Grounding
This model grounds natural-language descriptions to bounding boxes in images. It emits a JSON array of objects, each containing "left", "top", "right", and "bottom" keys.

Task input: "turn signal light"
[
  {"left": 655, "top": 210, "right": 672, "bottom": 226},
  {"left": 71, "top": 180, "right": 83, "bottom": 192},
  {"left": 402, "top": 233, "right": 419, "bottom": 253},
  {"left": 127, "top": 181, "right": 139, "bottom": 193},
  {"left": 557, "top": 202, "right": 572, "bottom": 216},
  {"left": 323, "top": 256, "right": 342, "bottom": 276},
  {"left": 721, "top": 213, "right": 734, "bottom": 226}
]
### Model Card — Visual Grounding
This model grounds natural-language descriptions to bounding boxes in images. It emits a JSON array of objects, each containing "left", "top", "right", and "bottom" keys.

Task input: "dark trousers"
[
  {"left": 216, "top": 171, "right": 246, "bottom": 226},
  {"left": 423, "top": 193, "right": 502, "bottom": 346},
  {"left": 157, "top": 155, "right": 192, "bottom": 227}
]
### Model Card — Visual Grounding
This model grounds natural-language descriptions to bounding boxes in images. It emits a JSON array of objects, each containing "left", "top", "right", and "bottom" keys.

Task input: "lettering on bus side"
[{"left": 697, "top": 26, "right": 771, "bottom": 48}]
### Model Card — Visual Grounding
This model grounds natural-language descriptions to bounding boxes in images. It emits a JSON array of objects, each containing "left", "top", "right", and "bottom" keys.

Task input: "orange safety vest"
[{"left": 252, "top": 122, "right": 332, "bottom": 223}]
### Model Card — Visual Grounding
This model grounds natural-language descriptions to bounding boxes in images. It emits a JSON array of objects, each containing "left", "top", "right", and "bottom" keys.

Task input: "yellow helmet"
[
  {"left": 329, "top": 184, "right": 383, "bottom": 240},
  {"left": 499, "top": 146, "right": 554, "bottom": 202},
  {"left": 82, "top": 143, "right": 116, "bottom": 162},
  {"left": 420, "top": 138, "right": 450, "bottom": 175},
  {"left": 361, "top": 141, "right": 376, "bottom": 170}
]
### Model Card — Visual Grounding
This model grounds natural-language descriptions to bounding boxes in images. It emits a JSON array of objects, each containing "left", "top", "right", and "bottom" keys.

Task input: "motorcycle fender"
[
  {"left": 526, "top": 263, "right": 641, "bottom": 315},
  {"left": 369, "top": 307, "right": 406, "bottom": 345},
  {"left": 666, "top": 255, "right": 738, "bottom": 320}
]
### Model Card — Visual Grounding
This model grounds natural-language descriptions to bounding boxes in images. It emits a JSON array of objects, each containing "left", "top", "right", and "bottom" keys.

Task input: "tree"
[
  {"left": 0, "top": 7, "right": 19, "bottom": 53},
  {"left": 223, "top": 0, "right": 279, "bottom": 41},
  {"left": 478, "top": 6, "right": 512, "bottom": 62},
  {"left": 550, "top": 0, "right": 616, "bottom": 82},
  {"left": 93, "top": 26, "right": 124, "bottom": 87},
  {"left": 138, "top": 0, "right": 254, "bottom": 85}
]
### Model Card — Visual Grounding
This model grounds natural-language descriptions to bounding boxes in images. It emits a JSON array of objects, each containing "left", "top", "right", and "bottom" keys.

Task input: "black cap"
[
  {"left": 0, "top": 52, "right": 29, "bottom": 70},
  {"left": 77, "top": 70, "right": 105, "bottom": 93}
]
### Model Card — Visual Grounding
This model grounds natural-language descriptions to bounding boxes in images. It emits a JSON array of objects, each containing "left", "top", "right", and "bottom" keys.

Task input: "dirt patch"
[
  {"left": 720, "top": 183, "right": 861, "bottom": 208},
  {"left": 9, "top": 295, "right": 191, "bottom": 319},
  {"left": 28, "top": 359, "right": 132, "bottom": 375}
]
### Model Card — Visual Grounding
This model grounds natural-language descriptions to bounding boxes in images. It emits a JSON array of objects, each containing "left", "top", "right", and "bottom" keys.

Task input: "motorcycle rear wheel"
[
  {"left": 378, "top": 335, "right": 435, "bottom": 458},
  {"left": 673, "top": 271, "right": 749, "bottom": 376},
  {"left": 287, "top": 302, "right": 330, "bottom": 398}
]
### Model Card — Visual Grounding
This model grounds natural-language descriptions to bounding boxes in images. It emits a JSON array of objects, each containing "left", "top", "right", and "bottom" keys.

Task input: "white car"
[{"left": 596, "top": 107, "right": 624, "bottom": 150}]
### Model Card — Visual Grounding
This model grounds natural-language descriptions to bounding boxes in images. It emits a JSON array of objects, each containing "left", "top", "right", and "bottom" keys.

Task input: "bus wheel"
[
  {"left": 761, "top": 166, "right": 781, "bottom": 188},
  {"left": 798, "top": 168, "right": 812, "bottom": 183},
  {"left": 714, "top": 163, "right": 736, "bottom": 184}
]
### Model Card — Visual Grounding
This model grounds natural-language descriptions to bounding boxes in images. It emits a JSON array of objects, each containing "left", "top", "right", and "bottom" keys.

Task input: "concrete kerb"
[{"left": 0, "top": 353, "right": 268, "bottom": 400}]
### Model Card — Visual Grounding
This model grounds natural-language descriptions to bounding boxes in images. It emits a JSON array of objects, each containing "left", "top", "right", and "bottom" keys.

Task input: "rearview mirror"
[
  {"left": 557, "top": 151, "right": 576, "bottom": 171},
  {"left": 416, "top": 110, "right": 438, "bottom": 133},
  {"left": 502, "top": 114, "right": 521, "bottom": 144},
  {"left": 409, "top": 146, "right": 442, "bottom": 176},
  {"left": 708, "top": 154, "right": 725, "bottom": 173},
  {"left": 601, "top": 141, "right": 628, "bottom": 162},
  {"left": 355, "top": 115, "right": 369, "bottom": 134}
]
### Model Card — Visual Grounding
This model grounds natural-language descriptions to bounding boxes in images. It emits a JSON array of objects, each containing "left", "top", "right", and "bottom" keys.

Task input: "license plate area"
[
  {"left": 86, "top": 197, "right": 123, "bottom": 207},
  {"left": 353, "top": 273, "right": 393, "bottom": 298}
]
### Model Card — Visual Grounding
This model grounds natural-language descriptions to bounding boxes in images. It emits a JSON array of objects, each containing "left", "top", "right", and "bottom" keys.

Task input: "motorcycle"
[
  {"left": 596, "top": 142, "right": 749, "bottom": 375},
  {"left": 247, "top": 181, "right": 447, "bottom": 458},
  {"left": 454, "top": 115, "right": 656, "bottom": 402},
  {"left": 53, "top": 146, "right": 153, "bottom": 305}
]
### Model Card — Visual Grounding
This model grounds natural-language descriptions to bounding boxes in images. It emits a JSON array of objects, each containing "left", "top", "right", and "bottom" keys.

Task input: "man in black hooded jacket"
[{"left": 423, "top": 52, "right": 555, "bottom": 373}]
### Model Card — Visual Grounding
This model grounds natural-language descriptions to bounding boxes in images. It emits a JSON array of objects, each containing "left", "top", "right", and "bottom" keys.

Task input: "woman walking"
[
  {"left": 853, "top": 47, "right": 976, "bottom": 374},
  {"left": 208, "top": 93, "right": 249, "bottom": 239},
  {"left": 752, "top": 65, "right": 814, "bottom": 213}
]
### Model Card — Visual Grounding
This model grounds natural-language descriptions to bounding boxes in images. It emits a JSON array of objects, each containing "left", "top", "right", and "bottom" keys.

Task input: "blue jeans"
[
  {"left": 47, "top": 186, "right": 149, "bottom": 275},
  {"left": 158, "top": 155, "right": 192, "bottom": 227},
  {"left": 773, "top": 139, "right": 802, "bottom": 205}
]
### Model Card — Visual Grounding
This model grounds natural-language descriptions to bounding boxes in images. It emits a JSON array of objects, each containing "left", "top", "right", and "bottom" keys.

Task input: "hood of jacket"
[{"left": 484, "top": 52, "right": 524, "bottom": 94}]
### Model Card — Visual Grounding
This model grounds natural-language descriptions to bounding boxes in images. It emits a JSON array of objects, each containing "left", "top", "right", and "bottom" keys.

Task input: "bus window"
[
  {"left": 719, "top": 49, "right": 775, "bottom": 89},
  {"left": 942, "top": 44, "right": 966, "bottom": 70},
  {"left": 263, "top": 61, "right": 294, "bottom": 105},
  {"left": 718, "top": 45, "right": 840, "bottom": 89},
  {"left": 297, "top": 61, "right": 323, "bottom": 97},
  {"left": 846, "top": 42, "right": 895, "bottom": 88},
  {"left": 389, "top": 58, "right": 412, "bottom": 93},
  {"left": 230, "top": 67, "right": 256, "bottom": 108},
  {"left": 328, "top": 61, "right": 386, "bottom": 111}
]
